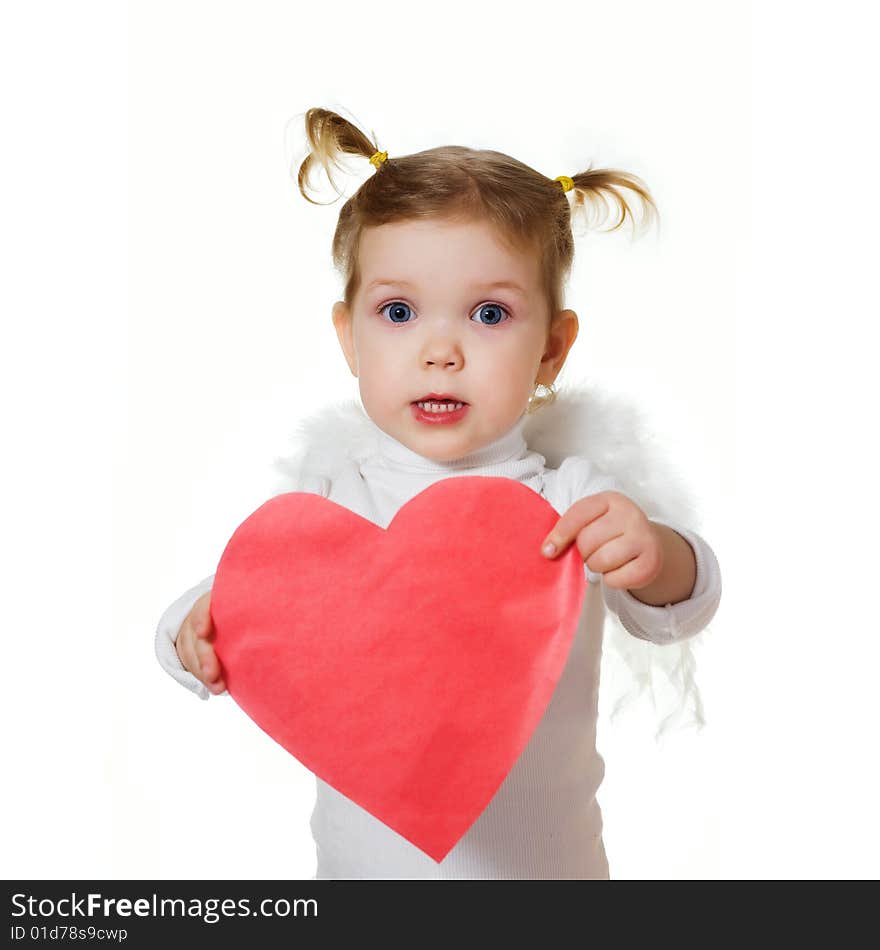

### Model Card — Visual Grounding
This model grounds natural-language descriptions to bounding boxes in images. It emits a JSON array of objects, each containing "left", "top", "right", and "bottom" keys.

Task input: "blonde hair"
[{"left": 294, "top": 107, "right": 659, "bottom": 414}]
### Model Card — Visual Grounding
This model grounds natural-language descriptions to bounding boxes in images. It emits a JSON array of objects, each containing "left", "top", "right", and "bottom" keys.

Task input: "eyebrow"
[{"left": 366, "top": 278, "right": 528, "bottom": 298}]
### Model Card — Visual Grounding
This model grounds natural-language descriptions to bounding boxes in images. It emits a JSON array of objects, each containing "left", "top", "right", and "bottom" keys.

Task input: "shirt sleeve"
[
  {"left": 153, "top": 476, "right": 333, "bottom": 700},
  {"left": 600, "top": 518, "right": 722, "bottom": 645}
]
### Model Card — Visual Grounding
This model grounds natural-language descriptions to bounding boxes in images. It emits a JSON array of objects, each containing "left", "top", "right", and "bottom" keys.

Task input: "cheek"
[
  {"left": 352, "top": 336, "right": 401, "bottom": 405},
  {"left": 355, "top": 335, "right": 394, "bottom": 379},
  {"left": 490, "top": 336, "right": 544, "bottom": 379},
  {"left": 351, "top": 324, "right": 379, "bottom": 368}
]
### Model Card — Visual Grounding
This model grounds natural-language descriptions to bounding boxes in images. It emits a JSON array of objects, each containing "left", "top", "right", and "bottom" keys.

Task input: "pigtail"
[
  {"left": 567, "top": 166, "right": 659, "bottom": 237},
  {"left": 297, "top": 107, "right": 385, "bottom": 206}
]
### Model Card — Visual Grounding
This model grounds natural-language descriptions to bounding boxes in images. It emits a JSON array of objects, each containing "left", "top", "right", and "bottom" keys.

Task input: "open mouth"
[
  {"left": 410, "top": 397, "right": 470, "bottom": 424},
  {"left": 411, "top": 393, "right": 469, "bottom": 412},
  {"left": 412, "top": 399, "right": 467, "bottom": 412}
]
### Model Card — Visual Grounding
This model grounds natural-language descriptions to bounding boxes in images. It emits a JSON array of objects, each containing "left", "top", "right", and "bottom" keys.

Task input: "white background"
[{"left": 2, "top": 0, "right": 877, "bottom": 879}]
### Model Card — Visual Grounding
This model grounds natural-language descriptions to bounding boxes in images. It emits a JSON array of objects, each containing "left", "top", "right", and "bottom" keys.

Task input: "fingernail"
[{"left": 542, "top": 542, "right": 556, "bottom": 557}]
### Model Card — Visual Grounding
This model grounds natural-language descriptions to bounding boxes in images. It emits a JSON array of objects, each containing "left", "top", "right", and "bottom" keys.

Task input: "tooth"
[{"left": 416, "top": 400, "right": 465, "bottom": 412}]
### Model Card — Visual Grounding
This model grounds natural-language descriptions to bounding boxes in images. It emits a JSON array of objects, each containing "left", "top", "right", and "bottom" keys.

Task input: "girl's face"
[{"left": 332, "top": 216, "right": 578, "bottom": 462}]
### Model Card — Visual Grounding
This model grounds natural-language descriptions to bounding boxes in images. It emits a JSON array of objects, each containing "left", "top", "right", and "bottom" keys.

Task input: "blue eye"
[
  {"left": 379, "top": 301, "right": 413, "bottom": 323},
  {"left": 472, "top": 303, "right": 509, "bottom": 326},
  {"left": 377, "top": 301, "right": 511, "bottom": 325}
]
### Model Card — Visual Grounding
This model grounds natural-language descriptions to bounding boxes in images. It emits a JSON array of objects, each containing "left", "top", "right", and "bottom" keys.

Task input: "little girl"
[{"left": 155, "top": 106, "right": 722, "bottom": 880}]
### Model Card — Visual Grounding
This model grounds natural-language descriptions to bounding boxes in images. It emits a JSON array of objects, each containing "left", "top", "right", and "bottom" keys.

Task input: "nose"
[{"left": 421, "top": 331, "right": 464, "bottom": 370}]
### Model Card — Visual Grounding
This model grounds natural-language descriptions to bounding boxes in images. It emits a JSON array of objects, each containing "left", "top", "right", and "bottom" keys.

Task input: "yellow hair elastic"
[
  {"left": 369, "top": 148, "right": 569, "bottom": 197},
  {"left": 554, "top": 175, "right": 575, "bottom": 193}
]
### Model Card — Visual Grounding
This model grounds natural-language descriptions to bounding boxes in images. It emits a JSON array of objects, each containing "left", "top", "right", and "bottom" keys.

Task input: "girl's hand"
[
  {"left": 175, "top": 590, "right": 227, "bottom": 694},
  {"left": 540, "top": 491, "right": 663, "bottom": 591}
]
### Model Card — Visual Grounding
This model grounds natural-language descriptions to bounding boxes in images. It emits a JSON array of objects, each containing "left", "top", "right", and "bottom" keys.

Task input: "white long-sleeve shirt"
[{"left": 155, "top": 411, "right": 722, "bottom": 879}]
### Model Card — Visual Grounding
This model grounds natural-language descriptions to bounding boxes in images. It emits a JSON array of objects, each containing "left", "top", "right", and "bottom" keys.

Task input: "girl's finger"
[
  {"left": 193, "top": 615, "right": 213, "bottom": 640},
  {"left": 195, "top": 640, "right": 216, "bottom": 678},
  {"left": 584, "top": 534, "right": 638, "bottom": 576},
  {"left": 541, "top": 493, "right": 612, "bottom": 557},
  {"left": 601, "top": 554, "right": 648, "bottom": 590},
  {"left": 190, "top": 594, "right": 213, "bottom": 637},
  {"left": 574, "top": 522, "right": 624, "bottom": 565}
]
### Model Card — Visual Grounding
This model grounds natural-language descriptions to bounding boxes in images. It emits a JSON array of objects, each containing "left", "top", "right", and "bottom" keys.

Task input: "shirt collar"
[{"left": 367, "top": 412, "right": 531, "bottom": 473}]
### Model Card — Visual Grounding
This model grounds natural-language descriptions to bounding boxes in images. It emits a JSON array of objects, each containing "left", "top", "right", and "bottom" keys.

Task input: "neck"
[{"left": 370, "top": 414, "right": 530, "bottom": 473}]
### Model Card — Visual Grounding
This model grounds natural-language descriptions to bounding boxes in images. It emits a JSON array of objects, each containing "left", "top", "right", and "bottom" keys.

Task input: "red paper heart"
[{"left": 211, "top": 476, "right": 585, "bottom": 862}]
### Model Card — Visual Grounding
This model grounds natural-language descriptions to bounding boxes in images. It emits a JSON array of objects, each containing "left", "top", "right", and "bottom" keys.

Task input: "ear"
[
  {"left": 536, "top": 309, "right": 579, "bottom": 387},
  {"left": 332, "top": 300, "right": 358, "bottom": 377}
]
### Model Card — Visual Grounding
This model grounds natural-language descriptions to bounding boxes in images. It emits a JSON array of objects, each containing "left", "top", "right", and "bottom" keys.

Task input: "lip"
[
  {"left": 410, "top": 402, "right": 470, "bottom": 425},
  {"left": 412, "top": 393, "right": 468, "bottom": 404}
]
